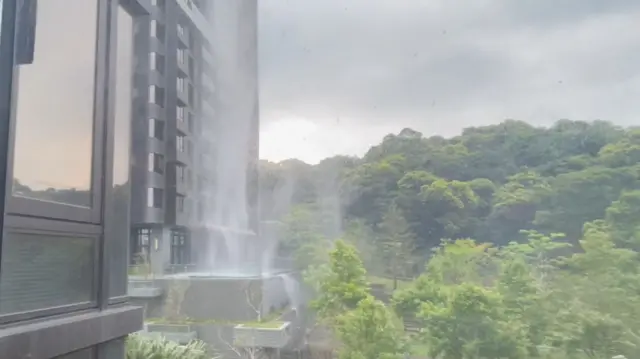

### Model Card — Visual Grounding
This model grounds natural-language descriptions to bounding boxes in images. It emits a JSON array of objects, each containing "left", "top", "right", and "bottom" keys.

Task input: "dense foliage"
[
  {"left": 263, "top": 120, "right": 640, "bottom": 358},
  {"left": 125, "top": 334, "right": 212, "bottom": 359}
]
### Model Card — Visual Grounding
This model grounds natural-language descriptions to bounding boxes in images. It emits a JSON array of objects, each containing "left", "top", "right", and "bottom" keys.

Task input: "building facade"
[
  {"left": 0, "top": 0, "right": 146, "bottom": 358},
  {"left": 128, "top": 0, "right": 260, "bottom": 274}
]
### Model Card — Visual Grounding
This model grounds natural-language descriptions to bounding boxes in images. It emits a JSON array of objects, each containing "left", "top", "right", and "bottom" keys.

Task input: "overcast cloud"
[{"left": 258, "top": 0, "right": 640, "bottom": 163}]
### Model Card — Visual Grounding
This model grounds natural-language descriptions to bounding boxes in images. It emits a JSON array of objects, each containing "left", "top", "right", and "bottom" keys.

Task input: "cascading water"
[
  {"left": 191, "top": 1, "right": 303, "bottom": 314},
  {"left": 199, "top": 1, "right": 262, "bottom": 277},
  {"left": 279, "top": 273, "right": 301, "bottom": 310}
]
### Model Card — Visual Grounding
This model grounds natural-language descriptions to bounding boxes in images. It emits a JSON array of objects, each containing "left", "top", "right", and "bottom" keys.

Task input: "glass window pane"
[
  {"left": 0, "top": 231, "right": 95, "bottom": 314},
  {"left": 108, "top": 5, "right": 134, "bottom": 298},
  {"left": 11, "top": 0, "right": 98, "bottom": 207}
]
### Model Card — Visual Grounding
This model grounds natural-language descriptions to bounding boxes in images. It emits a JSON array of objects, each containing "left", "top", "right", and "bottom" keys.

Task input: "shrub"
[{"left": 125, "top": 333, "right": 214, "bottom": 359}]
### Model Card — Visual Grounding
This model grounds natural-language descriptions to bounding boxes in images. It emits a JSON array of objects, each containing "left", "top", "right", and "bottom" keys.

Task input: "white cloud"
[{"left": 258, "top": 0, "right": 640, "bottom": 163}]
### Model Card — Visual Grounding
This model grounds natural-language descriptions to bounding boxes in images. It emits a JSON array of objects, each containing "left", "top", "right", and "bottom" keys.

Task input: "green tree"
[
  {"left": 309, "top": 240, "right": 370, "bottom": 321},
  {"left": 335, "top": 296, "right": 406, "bottom": 359},
  {"left": 419, "top": 283, "right": 528, "bottom": 359},
  {"left": 377, "top": 204, "right": 417, "bottom": 288}
]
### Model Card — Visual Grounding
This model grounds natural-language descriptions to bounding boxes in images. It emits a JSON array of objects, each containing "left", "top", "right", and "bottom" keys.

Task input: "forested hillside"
[
  {"left": 260, "top": 119, "right": 640, "bottom": 358},
  {"left": 261, "top": 119, "right": 640, "bottom": 254}
]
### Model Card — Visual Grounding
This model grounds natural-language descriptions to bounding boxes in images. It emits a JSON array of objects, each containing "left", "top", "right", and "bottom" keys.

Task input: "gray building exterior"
[
  {"left": 128, "top": 0, "right": 260, "bottom": 274},
  {"left": 0, "top": 0, "right": 149, "bottom": 358}
]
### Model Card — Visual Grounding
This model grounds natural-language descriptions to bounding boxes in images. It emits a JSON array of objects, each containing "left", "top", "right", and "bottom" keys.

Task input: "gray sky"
[{"left": 258, "top": 0, "right": 640, "bottom": 163}]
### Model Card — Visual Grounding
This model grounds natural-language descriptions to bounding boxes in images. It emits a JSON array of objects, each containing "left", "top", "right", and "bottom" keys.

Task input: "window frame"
[
  {"left": 0, "top": 0, "right": 20, "bottom": 281},
  {"left": 104, "top": 0, "right": 151, "bottom": 304},
  {"left": 0, "top": 0, "right": 147, "bottom": 356},
  {"left": 4, "top": 0, "right": 109, "bottom": 224}
]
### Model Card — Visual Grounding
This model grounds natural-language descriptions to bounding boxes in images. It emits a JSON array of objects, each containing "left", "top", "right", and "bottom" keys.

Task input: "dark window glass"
[
  {"left": 170, "top": 230, "right": 189, "bottom": 265},
  {"left": 148, "top": 85, "right": 164, "bottom": 107},
  {"left": 130, "top": 228, "right": 151, "bottom": 265},
  {"left": 148, "top": 118, "right": 165, "bottom": 140},
  {"left": 0, "top": 232, "right": 95, "bottom": 314},
  {"left": 147, "top": 187, "right": 163, "bottom": 208},
  {"left": 148, "top": 152, "right": 164, "bottom": 174},
  {"left": 11, "top": 0, "right": 98, "bottom": 207},
  {"left": 150, "top": 20, "right": 165, "bottom": 43}
]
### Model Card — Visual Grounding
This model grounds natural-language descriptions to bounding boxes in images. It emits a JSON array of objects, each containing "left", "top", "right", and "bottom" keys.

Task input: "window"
[
  {"left": 147, "top": 188, "right": 163, "bottom": 208},
  {"left": 177, "top": 48, "right": 185, "bottom": 65},
  {"left": 176, "top": 133, "right": 186, "bottom": 152},
  {"left": 177, "top": 24, "right": 185, "bottom": 38},
  {"left": 148, "top": 85, "right": 164, "bottom": 106},
  {"left": 176, "top": 164, "right": 186, "bottom": 182},
  {"left": 148, "top": 153, "right": 164, "bottom": 174},
  {"left": 176, "top": 195, "right": 185, "bottom": 213},
  {"left": 177, "top": 77, "right": 185, "bottom": 93},
  {"left": 149, "top": 52, "right": 164, "bottom": 74},
  {"left": 150, "top": 20, "right": 165, "bottom": 42},
  {"left": 0, "top": 232, "right": 94, "bottom": 315},
  {"left": 177, "top": 106, "right": 185, "bottom": 122},
  {"left": 170, "top": 230, "right": 189, "bottom": 265},
  {"left": 148, "top": 118, "right": 164, "bottom": 140},
  {"left": 10, "top": 0, "right": 99, "bottom": 208},
  {"left": 130, "top": 229, "right": 151, "bottom": 265}
]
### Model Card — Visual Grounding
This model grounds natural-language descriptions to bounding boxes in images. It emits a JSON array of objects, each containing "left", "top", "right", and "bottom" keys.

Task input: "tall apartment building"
[{"left": 129, "top": 0, "right": 260, "bottom": 273}]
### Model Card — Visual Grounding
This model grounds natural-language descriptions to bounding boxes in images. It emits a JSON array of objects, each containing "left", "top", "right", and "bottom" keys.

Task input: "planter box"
[
  {"left": 145, "top": 323, "right": 197, "bottom": 344},
  {"left": 234, "top": 322, "right": 291, "bottom": 349},
  {"left": 128, "top": 280, "right": 163, "bottom": 298}
]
